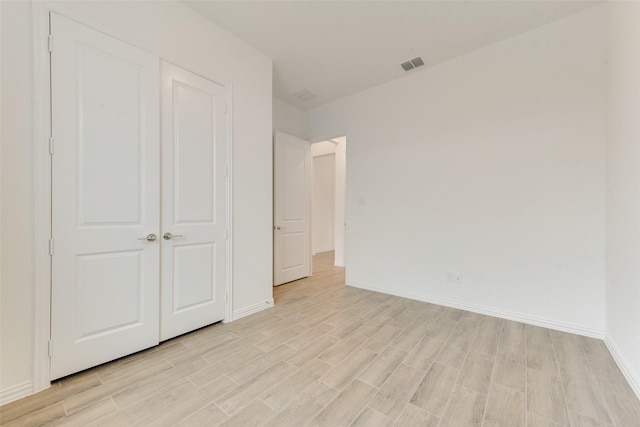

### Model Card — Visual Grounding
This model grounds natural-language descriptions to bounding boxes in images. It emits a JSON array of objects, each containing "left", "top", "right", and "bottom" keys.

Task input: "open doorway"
[{"left": 311, "top": 137, "right": 346, "bottom": 267}]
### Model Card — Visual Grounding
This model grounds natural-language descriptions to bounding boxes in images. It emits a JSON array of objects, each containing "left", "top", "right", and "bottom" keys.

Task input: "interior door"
[
  {"left": 50, "top": 13, "right": 160, "bottom": 379},
  {"left": 274, "top": 131, "right": 311, "bottom": 285},
  {"left": 160, "top": 62, "right": 227, "bottom": 341}
]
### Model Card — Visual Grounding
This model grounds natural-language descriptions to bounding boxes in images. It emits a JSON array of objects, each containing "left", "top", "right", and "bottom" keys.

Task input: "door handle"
[
  {"left": 274, "top": 226, "right": 281, "bottom": 230},
  {"left": 163, "top": 232, "right": 184, "bottom": 240},
  {"left": 138, "top": 233, "right": 157, "bottom": 242}
]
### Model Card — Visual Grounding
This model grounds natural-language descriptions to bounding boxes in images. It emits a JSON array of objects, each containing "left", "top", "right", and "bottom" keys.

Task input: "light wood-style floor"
[{"left": 2, "top": 251, "right": 639, "bottom": 426}]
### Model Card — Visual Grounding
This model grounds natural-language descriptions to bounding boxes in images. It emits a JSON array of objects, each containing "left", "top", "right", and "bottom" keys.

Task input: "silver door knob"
[
  {"left": 163, "top": 232, "right": 184, "bottom": 240},
  {"left": 138, "top": 233, "right": 157, "bottom": 242}
]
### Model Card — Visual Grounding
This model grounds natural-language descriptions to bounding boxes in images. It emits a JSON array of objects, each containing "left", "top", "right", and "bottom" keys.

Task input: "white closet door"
[
  {"left": 274, "top": 131, "right": 311, "bottom": 285},
  {"left": 50, "top": 14, "right": 160, "bottom": 379},
  {"left": 160, "top": 62, "right": 227, "bottom": 341}
]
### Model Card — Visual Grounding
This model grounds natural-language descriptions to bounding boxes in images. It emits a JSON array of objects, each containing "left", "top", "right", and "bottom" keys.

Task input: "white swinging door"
[
  {"left": 160, "top": 61, "right": 227, "bottom": 341},
  {"left": 273, "top": 131, "right": 312, "bottom": 285},
  {"left": 49, "top": 14, "right": 228, "bottom": 379},
  {"left": 49, "top": 13, "right": 161, "bottom": 379}
]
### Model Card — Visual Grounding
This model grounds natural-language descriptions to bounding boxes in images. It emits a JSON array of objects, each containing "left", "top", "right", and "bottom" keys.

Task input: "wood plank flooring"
[{"left": 1, "top": 251, "right": 639, "bottom": 426}]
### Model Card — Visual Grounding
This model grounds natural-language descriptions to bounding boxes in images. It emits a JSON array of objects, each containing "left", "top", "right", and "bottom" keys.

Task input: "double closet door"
[{"left": 49, "top": 14, "right": 227, "bottom": 380}]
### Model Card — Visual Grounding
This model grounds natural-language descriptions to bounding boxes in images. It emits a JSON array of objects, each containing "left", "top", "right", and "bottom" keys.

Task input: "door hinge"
[
  {"left": 49, "top": 239, "right": 54, "bottom": 256},
  {"left": 225, "top": 229, "right": 228, "bottom": 240},
  {"left": 48, "top": 35, "right": 53, "bottom": 53},
  {"left": 48, "top": 340, "right": 53, "bottom": 357},
  {"left": 225, "top": 292, "right": 228, "bottom": 303},
  {"left": 49, "top": 137, "right": 54, "bottom": 155}
]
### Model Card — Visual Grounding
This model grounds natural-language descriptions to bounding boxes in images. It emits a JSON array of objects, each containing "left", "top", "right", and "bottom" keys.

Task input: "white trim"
[
  {"left": 0, "top": 381, "right": 35, "bottom": 406},
  {"left": 307, "top": 136, "right": 313, "bottom": 278},
  {"left": 231, "top": 299, "right": 274, "bottom": 322},
  {"left": 225, "top": 85, "right": 234, "bottom": 323},
  {"left": 0, "top": 1, "right": 3, "bottom": 403},
  {"left": 338, "top": 136, "right": 348, "bottom": 272},
  {"left": 348, "top": 281, "right": 605, "bottom": 338},
  {"left": 32, "top": 2, "right": 53, "bottom": 394},
  {"left": 604, "top": 335, "right": 640, "bottom": 400}
]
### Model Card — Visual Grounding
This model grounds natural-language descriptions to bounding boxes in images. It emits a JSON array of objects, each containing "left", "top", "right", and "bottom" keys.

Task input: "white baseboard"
[
  {"left": 0, "top": 380, "right": 34, "bottom": 406},
  {"left": 231, "top": 299, "right": 274, "bottom": 321},
  {"left": 347, "top": 282, "right": 604, "bottom": 339},
  {"left": 604, "top": 335, "right": 640, "bottom": 401}
]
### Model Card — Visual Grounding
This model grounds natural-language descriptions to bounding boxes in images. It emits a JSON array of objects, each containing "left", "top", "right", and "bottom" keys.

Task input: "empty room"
[{"left": 1, "top": 1, "right": 640, "bottom": 426}]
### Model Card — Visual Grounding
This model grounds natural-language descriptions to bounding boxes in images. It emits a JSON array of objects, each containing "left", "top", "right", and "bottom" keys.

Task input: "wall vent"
[{"left": 401, "top": 57, "right": 425, "bottom": 72}]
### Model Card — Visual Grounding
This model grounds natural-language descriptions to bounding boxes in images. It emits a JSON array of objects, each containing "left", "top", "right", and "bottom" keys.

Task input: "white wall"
[
  {"left": 312, "top": 154, "right": 336, "bottom": 253},
  {"left": 0, "top": 0, "right": 273, "bottom": 400},
  {"left": 1, "top": 0, "right": 36, "bottom": 397},
  {"left": 308, "top": 5, "right": 607, "bottom": 335},
  {"left": 273, "top": 97, "right": 306, "bottom": 140},
  {"left": 605, "top": 1, "right": 640, "bottom": 398}
]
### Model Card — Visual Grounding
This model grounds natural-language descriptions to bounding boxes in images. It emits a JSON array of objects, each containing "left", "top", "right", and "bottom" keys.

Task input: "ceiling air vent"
[
  {"left": 401, "top": 61, "right": 414, "bottom": 71},
  {"left": 293, "top": 89, "right": 317, "bottom": 102},
  {"left": 411, "top": 57, "right": 424, "bottom": 67},
  {"left": 401, "top": 57, "right": 425, "bottom": 72}
]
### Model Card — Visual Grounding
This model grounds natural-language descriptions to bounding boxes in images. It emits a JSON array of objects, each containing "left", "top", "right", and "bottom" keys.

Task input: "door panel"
[
  {"left": 173, "top": 243, "right": 216, "bottom": 311},
  {"left": 274, "top": 131, "right": 311, "bottom": 285},
  {"left": 173, "top": 82, "right": 216, "bottom": 223},
  {"left": 50, "top": 13, "right": 160, "bottom": 380},
  {"left": 160, "top": 61, "right": 227, "bottom": 341},
  {"left": 79, "top": 47, "right": 144, "bottom": 225},
  {"left": 76, "top": 251, "right": 144, "bottom": 339},
  {"left": 282, "top": 233, "right": 305, "bottom": 269}
]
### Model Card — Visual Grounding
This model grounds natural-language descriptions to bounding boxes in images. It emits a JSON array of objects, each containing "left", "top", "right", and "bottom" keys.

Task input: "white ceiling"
[{"left": 184, "top": 1, "right": 600, "bottom": 110}]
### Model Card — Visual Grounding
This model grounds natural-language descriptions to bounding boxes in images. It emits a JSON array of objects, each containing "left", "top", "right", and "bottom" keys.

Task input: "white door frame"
[
  {"left": 31, "top": 4, "right": 234, "bottom": 393},
  {"left": 309, "top": 134, "right": 348, "bottom": 271}
]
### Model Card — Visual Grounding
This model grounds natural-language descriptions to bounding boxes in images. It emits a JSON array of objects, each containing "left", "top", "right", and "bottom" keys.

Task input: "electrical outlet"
[{"left": 454, "top": 273, "right": 463, "bottom": 284}]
